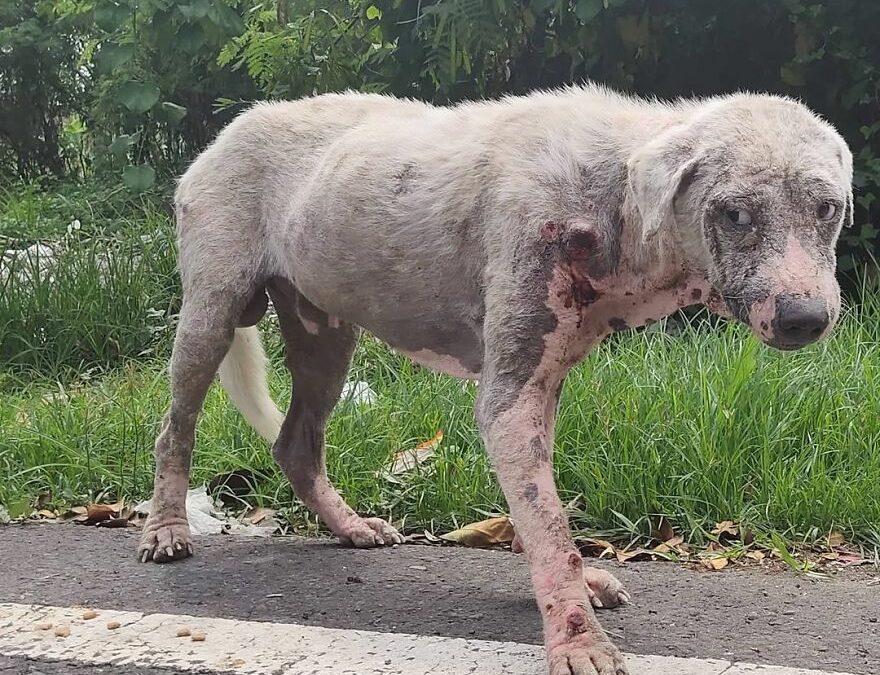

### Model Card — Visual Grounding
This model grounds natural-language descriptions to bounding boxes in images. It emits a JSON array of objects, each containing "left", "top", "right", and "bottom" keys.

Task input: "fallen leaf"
[
  {"left": 244, "top": 507, "right": 275, "bottom": 525},
  {"left": 60, "top": 506, "right": 89, "bottom": 523},
  {"left": 389, "top": 430, "right": 443, "bottom": 475},
  {"left": 441, "top": 515, "right": 514, "bottom": 547},
  {"left": 35, "top": 509, "right": 57, "bottom": 519},
  {"left": 820, "top": 551, "right": 840, "bottom": 561},
  {"left": 84, "top": 503, "right": 121, "bottom": 524},
  {"left": 580, "top": 538, "right": 617, "bottom": 558},
  {"left": 96, "top": 517, "right": 130, "bottom": 529},
  {"left": 836, "top": 553, "right": 869, "bottom": 567},
  {"left": 746, "top": 550, "right": 766, "bottom": 562},
  {"left": 703, "top": 556, "right": 729, "bottom": 571},
  {"left": 652, "top": 535, "right": 685, "bottom": 555},
  {"left": 711, "top": 520, "right": 739, "bottom": 538},
  {"left": 615, "top": 548, "right": 652, "bottom": 563}
]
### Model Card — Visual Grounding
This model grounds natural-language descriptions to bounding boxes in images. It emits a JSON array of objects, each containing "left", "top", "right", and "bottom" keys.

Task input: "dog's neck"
[{"left": 586, "top": 200, "right": 721, "bottom": 329}]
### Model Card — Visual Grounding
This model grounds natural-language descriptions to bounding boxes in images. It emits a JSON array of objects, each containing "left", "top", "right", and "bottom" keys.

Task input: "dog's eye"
[
  {"left": 725, "top": 208, "right": 753, "bottom": 227},
  {"left": 817, "top": 202, "right": 837, "bottom": 221}
]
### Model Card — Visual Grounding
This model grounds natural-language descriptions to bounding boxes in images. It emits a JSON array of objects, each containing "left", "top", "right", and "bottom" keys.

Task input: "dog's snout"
[{"left": 772, "top": 295, "right": 829, "bottom": 347}]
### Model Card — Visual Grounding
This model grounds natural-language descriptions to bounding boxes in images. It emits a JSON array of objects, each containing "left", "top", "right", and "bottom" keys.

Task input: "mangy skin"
[{"left": 138, "top": 85, "right": 854, "bottom": 675}]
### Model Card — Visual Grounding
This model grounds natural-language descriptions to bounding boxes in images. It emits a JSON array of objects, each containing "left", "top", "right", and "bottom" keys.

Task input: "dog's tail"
[{"left": 217, "top": 326, "right": 285, "bottom": 443}]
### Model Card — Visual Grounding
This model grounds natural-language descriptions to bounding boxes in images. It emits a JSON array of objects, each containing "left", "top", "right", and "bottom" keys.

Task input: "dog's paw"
[
  {"left": 548, "top": 636, "right": 629, "bottom": 675},
  {"left": 338, "top": 517, "right": 404, "bottom": 548},
  {"left": 583, "top": 567, "right": 630, "bottom": 609},
  {"left": 138, "top": 516, "right": 193, "bottom": 563}
]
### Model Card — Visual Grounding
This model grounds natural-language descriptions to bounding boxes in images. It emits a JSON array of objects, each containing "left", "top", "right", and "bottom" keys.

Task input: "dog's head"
[{"left": 627, "top": 94, "right": 853, "bottom": 350}]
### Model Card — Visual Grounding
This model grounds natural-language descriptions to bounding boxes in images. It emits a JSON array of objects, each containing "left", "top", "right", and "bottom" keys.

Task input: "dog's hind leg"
[{"left": 267, "top": 278, "right": 404, "bottom": 547}]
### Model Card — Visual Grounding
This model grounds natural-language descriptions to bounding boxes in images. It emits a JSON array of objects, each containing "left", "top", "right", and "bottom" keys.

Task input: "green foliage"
[
  {"left": 0, "top": 1, "right": 91, "bottom": 178},
  {"left": 1, "top": 0, "right": 877, "bottom": 266},
  {"left": 0, "top": 191, "right": 179, "bottom": 377}
]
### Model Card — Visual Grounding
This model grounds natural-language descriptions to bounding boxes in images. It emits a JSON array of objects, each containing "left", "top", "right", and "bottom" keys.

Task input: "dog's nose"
[{"left": 772, "top": 295, "right": 829, "bottom": 346}]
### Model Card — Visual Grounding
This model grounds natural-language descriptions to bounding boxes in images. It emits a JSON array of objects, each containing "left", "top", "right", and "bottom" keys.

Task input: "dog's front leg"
[{"left": 477, "top": 352, "right": 628, "bottom": 675}]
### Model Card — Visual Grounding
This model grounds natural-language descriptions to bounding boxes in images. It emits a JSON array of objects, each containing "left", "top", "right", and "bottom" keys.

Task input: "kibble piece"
[
  {"left": 106, "top": 621, "right": 121, "bottom": 630},
  {"left": 190, "top": 631, "right": 206, "bottom": 642},
  {"left": 176, "top": 627, "right": 191, "bottom": 638},
  {"left": 82, "top": 609, "right": 98, "bottom": 620},
  {"left": 53, "top": 625, "right": 70, "bottom": 638},
  {"left": 34, "top": 622, "right": 52, "bottom": 631}
]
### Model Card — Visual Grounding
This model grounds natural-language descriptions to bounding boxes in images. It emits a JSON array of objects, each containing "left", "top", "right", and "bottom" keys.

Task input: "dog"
[{"left": 138, "top": 84, "right": 853, "bottom": 675}]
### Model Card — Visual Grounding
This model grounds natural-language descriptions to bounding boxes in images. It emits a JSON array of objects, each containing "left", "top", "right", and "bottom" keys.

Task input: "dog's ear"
[{"left": 626, "top": 126, "right": 700, "bottom": 242}]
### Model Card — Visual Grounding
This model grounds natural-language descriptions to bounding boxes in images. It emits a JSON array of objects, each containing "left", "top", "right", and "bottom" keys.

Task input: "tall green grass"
[{"left": 0, "top": 205, "right": 179, "bottom": 378}]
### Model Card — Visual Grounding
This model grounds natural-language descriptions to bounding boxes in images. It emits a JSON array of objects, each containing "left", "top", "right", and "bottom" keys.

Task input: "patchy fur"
[{"left": 139, "top": 83, "right": 853, "bottom": 675}]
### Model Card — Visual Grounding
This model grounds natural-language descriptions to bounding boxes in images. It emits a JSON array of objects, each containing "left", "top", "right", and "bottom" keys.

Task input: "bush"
[{"left": 1, "top": 0, "right": 877, "bottom": 269}]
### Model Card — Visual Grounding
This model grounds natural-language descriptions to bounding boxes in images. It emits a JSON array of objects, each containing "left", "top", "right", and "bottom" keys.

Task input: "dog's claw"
[
  {"left": 584, "top": 567, "right": 630, "bottom": 610},
  {"left": 340, "top": 517, "right": 403, "bottom": 548},
  {"left": 137, "top": 517, "right": 193, "bottom": 564}
]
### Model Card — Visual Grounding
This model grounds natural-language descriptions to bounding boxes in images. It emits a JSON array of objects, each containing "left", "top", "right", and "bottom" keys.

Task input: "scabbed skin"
[{"left": 142, "top": 84, "right": 853, "bottom": 675}]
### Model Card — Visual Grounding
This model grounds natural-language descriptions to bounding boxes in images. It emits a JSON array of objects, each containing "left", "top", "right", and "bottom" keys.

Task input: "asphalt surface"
[
  {"left": 0, "top": 524, "right": 878, "bottom": 674},
  {"left": 0, "top": 655, "right": 187, "bottom": 675}
]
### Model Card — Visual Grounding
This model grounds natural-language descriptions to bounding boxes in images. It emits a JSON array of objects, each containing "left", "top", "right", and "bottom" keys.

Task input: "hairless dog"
[{"left": 139, "top": 84, "right": 853, "bottom": 675}]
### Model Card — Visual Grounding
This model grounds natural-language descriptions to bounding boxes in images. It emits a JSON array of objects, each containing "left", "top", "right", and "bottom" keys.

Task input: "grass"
[
  {"left": 0, "top": 196, "right": 179, "bottom": 378},
  {"left": 0, "top": 180, "right": 879, "bottom": 550}
]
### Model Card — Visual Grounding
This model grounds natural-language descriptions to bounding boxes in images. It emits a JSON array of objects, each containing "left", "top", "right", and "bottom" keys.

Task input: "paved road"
[{"left": 0, "top": 524, "right": 877, "bottom": 674}]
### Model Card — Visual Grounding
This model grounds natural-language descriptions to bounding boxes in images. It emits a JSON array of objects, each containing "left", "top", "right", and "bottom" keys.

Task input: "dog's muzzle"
[{"left": 770, "top": 294, "right": 830, "bottom": 350}]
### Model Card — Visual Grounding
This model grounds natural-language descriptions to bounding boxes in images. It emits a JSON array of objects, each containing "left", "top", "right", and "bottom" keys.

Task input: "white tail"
[{"left": 218, "top": 326, "right": 285, "bottom": 443}]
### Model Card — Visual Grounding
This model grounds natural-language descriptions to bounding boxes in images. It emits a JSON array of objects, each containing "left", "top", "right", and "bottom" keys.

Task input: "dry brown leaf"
[
  {"left": 390, "top": 430, "right": 443, "bottom": 475},
  {"left": 653, "top": 535, "right": 686, "bottom": 555},
  {"left": 711, "top": 520, "right": 739, "bottom": 537},
  {"left": 580, "top": 538, "right": 616, "bottom": 558},
  {"left": 746, "top": 550, "right": 766, "bottom": 562},
  {"left": 244, "top": 507, "right": 275, "bottom": 525},
  {"left": 703, "top": 556, "right": 729, "bottom": 571},
  {"left": 96, "top": 517, "right": 129, "bottom": 529},
  {"left": 615, "top": 548, "right": 651, "bottom": 563},
  {"left": 440, "top": 516, "right": 514, "bottom": 547},
  {"left": 820, "top": 551, "right": 840, "bottom": 561},
  {"left": 59, "top": 506, "right": 88, "bottom": 522},
  {"left": 35, "top": 509, "right": 57, "bottom": 519},
  {"left": 86, "top": 503, "right": 121, "bottom": 522}
]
